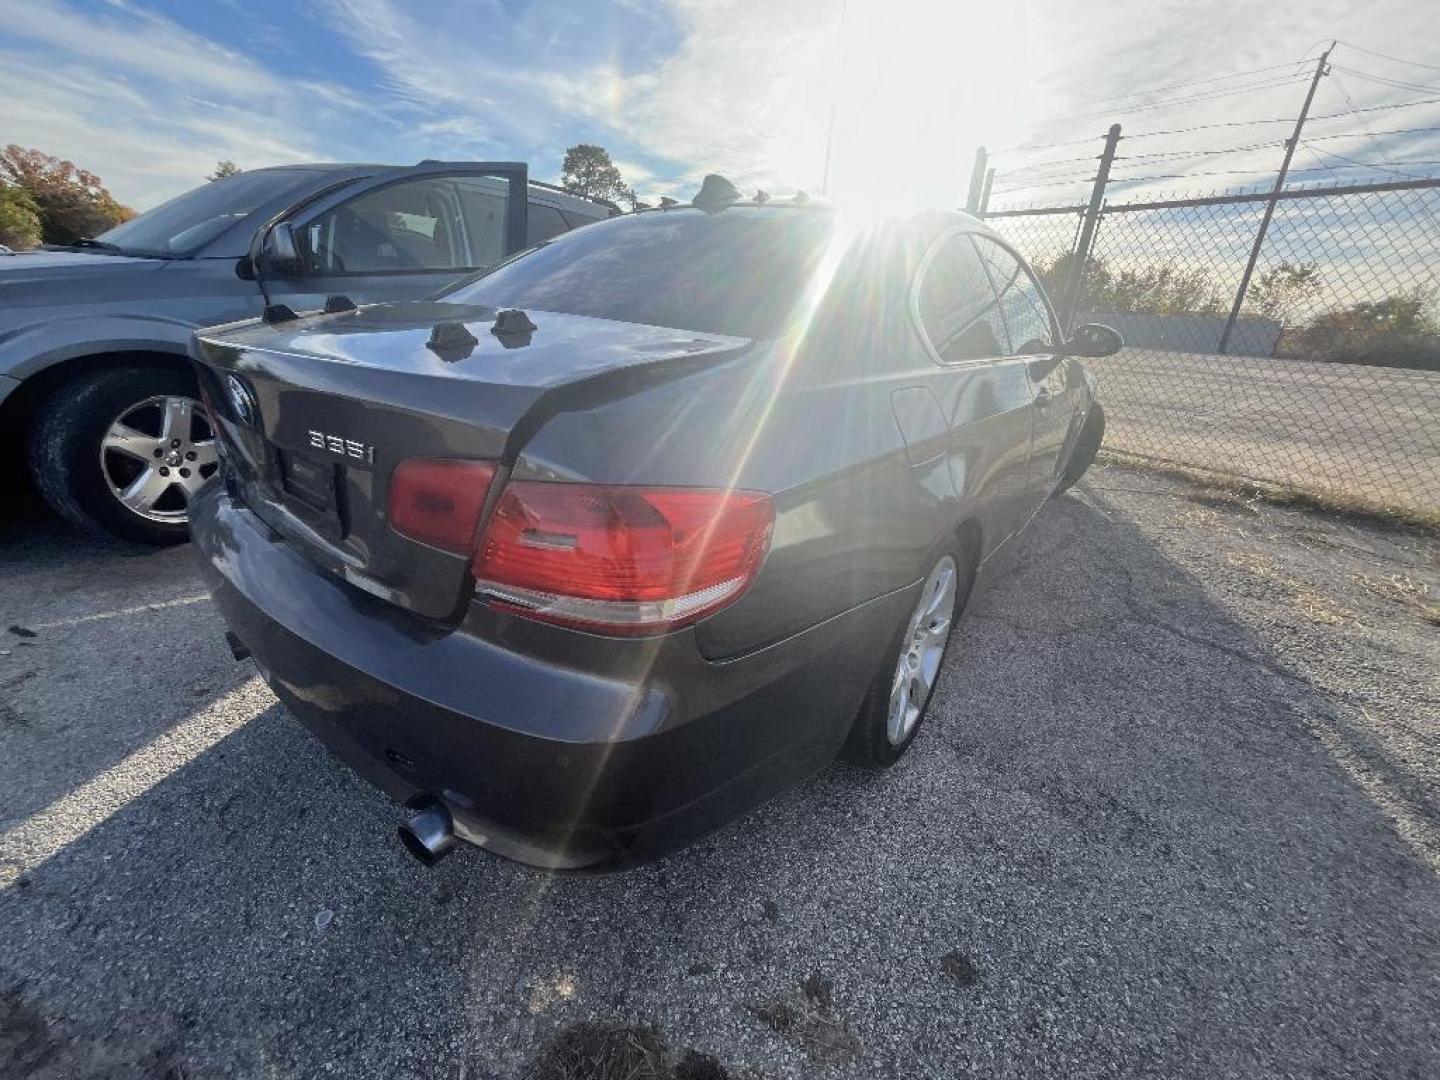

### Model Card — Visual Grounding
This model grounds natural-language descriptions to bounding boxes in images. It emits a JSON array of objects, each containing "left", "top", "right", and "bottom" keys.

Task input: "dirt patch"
[
  {"left": 523, "top": 1023, "right": 733, "bottom": 1080},
  {"left": 0, "top": 988, "right": 185, "bottom": 1080},
  {"left": 0, "top": 990, "right": 59, "bottom": 1076},
  {"left": 745, "top": 974, "right": 860, "bottom": 1066},
  {"left": 940, "top": 951, "right": 979, "bottom": 988}
]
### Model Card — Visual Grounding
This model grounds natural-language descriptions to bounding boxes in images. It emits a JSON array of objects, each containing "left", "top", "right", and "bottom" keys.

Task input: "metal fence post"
[
  {"left": 965, "top": 147, "right": 988, "bottom": 213},
  {"left": 1218, "top": 43, "right": 1333, "bottom": 354},
  {"left": 979, "top": 167, "right": 995, "bottom": 216},
  {"left": 1061, "top": 123, "right": 1121, "bottom": 334}
]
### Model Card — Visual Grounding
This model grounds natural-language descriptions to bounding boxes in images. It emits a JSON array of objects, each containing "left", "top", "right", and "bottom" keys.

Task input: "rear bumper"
[{"left": 191, "top": 485, "right": 914, "bottom": 868}]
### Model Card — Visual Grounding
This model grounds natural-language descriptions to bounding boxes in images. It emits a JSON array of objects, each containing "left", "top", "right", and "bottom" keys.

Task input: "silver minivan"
[{"left": 0, "top": 161, "right": 614, "bottom": 542}]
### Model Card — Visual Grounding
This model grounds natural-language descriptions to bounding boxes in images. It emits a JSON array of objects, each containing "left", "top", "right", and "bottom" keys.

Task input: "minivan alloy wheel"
[
  {"left": 887, "top": 554, "right": 958, "bottom": 745},
  {"left": 100, "top": 394, "right": 218, "bottom": 523}
]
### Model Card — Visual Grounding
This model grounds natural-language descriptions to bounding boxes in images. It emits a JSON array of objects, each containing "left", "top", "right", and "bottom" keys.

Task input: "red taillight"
[
  {"left": 388, "top": 458, "right": 498, "bottom": 554},
  {"left": 472, "top": 482, "right": 774, "bottom": 635}
]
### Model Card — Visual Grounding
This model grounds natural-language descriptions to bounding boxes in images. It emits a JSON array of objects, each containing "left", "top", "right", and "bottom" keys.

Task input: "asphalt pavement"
[{"left": 2, "top": 467, "right": 1438, "bottom": 1079}]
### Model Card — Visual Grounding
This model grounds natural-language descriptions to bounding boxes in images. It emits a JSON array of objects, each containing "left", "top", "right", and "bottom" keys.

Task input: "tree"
[
  {"left": 1247, "top": 261, "right": 1323, "bottom": 324},
  {"left": 560, "top": 144, "right": 630, "bottom": 204},
  {"left": 0, "top": 145, "right": 132, "bottom": 245},
  {"left": 1290, "top": 288, "right": 1440, "bottom": 369},
  {"left": 1033, "top": 253, "right": 1223, "bottom": 316},
  {"left": 208, "top": 160, "right": 241, "bottom": 182},
  {"left": 0, "top": 184, "right": 42, "bottom": 250}
]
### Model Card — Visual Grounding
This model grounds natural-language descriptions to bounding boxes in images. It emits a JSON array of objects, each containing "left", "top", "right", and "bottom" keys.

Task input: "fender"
[{"left": 0, "top": 312, "right": 199, "bottom": 382}]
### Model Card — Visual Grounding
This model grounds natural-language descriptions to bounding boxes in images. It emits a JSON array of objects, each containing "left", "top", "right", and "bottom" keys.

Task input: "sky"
[{"left": 1, "top": 0, "right": 1439, "bottom": 214}]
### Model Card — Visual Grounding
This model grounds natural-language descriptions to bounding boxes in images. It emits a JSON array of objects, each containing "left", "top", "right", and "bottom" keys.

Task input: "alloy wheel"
[
  {"left": 886, "top": 554, "right": 958, "bottom": 745},
  {"left": 99, "top": 395, "right": 218, "bottom": 524}
]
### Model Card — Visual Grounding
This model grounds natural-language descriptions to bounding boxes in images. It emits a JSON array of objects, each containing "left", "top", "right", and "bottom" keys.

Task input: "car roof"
[
  {"left": 246, "top": 164, "right": 615, "bottom": 215},
  {"left": 628, "top": 197, "right": 994, "bottom": 239}
]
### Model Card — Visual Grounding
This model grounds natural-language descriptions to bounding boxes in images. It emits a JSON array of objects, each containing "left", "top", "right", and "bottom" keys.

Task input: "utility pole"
[
  {"left": 819, "top": 0, "right": 849, "bottom": 196},
  {"left": 965, "top": 147, "right": 989, "bottom": 213},
  {"left": 1218, "top": 42, "right": 1334, "bottom": 354},
  {"left": 1061, "top": 123, "right": 1122, "bottom": 334}
]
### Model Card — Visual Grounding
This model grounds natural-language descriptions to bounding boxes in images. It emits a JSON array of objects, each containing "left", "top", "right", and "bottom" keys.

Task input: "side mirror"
[
  {"left": 250, "top": 221, "right": 302, "bottom": 278},
  {"left": 1062, "top": 323, "right": 1122, "bottom": 358}
]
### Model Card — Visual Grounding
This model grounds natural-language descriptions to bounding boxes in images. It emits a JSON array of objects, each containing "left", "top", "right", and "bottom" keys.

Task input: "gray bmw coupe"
[{"left": 189, "top": 178, "right": 1118, "bottom": 869}]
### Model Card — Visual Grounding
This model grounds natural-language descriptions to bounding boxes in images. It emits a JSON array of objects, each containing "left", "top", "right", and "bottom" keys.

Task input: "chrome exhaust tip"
[{"left": 397, "top": 798, "right": 456, "bottom": 867}]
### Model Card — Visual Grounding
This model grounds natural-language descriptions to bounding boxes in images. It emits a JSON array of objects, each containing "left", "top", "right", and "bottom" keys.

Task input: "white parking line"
[{"left": 0, "top": 677, "right": 264, "bottom": 887}]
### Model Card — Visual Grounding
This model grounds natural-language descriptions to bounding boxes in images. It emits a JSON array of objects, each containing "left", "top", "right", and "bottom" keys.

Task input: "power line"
[
  {"left": 1125, "top": 96, "right": 1440, "bottom": 141},
  {"left": 1048, "top": 60, "right": 1312, "bottom": 112},
  {"left": 1122, "top": 141, "right": 1283, "bottom": 161},
  {"left": 1335, "top": 41, "right": 1440, "bottom": 76},
  {"left": 1306, "top": 124, "right": 1440, "bottom": 142},
  {"left": 1108, "top": 160, "right": 1440, "bottom": 183},
  {"left": 1307, "top": 96, "right": 1440, "bottom": 121},
  {"left": 1300, "top": 140, "right": 1437, "bottom": 181},
  {"left": 1329, "top": 64, "right": 1440, "bottom": 96},
  {"left": 996, "top": 133, "right": 1111, "bottom": 153},
  {"left": 1018, "top": 74, "right": 1312, "bottom": 131}
]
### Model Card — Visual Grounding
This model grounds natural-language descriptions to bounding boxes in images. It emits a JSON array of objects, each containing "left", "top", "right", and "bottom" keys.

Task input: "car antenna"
[
  {"left": 427, "top": 320, "right": 480, "bottom": 363},
  {"left": 490, "top": 308, "right": 537, "bottom": 349},
  {"left": 692, "top": 174, "right": 741, "bottom": 214}
]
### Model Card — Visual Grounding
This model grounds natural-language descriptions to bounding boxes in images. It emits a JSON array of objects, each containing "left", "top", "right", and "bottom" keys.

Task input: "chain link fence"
[{"left": 984, "top": 179, "right": 1440, "bottom": 523}]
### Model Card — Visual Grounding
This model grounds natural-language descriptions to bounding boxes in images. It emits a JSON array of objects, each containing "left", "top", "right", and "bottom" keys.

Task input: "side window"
[
  {"left": 301, "top": 174, "right": 510, "bottom": 275},
  {"left": 916, "top": 233, "right": 1009, "bottom": 362},
  {"left": 526, "top": 203, "right": 571, "bottom": 246},
  {"left": 975, "top": 238, "right": 1054, "bottom": 354}
]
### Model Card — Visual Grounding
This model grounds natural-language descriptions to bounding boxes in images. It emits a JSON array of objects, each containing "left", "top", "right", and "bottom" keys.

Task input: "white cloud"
[{"left": 3, "top": 0, "right": 1438, "bottom": 214}]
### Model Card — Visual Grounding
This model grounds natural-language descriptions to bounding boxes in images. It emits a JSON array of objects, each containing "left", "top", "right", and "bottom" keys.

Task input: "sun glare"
[{"left": 766, "top": 0, "right": 1037, "bottom": 217}]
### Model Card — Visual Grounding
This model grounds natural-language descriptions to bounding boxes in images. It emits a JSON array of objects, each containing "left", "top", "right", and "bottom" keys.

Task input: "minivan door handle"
[{"left": 1033, "top": 388, "right": 1052, "bottom": 409}]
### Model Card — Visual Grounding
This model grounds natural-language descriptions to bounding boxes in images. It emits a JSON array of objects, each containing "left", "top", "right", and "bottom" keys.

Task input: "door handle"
[{"left": 1034, "top": 388, "right": 1052, "bottom": 409}]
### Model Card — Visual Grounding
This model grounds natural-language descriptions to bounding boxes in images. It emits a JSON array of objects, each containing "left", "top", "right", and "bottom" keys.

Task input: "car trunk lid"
[{"left": 192, "top": 300, "right": 752, "bottom": 619}]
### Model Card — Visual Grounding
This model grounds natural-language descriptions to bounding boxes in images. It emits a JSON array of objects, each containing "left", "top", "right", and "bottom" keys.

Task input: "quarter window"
[
  {"left": 916, "top": 234, "right": 1009, "bottom": 362},
  {"left": 974, "top": 237, "right": 1054, "bottom": 354}
]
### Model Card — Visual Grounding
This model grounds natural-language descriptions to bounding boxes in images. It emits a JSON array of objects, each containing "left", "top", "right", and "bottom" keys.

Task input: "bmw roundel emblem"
[{"left": 225, "top": 374, "right": 258, "bottom": 427}]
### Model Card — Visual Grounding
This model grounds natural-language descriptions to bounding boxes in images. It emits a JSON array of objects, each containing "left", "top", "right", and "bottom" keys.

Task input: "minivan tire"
[{"left": 28, "top": 366, "right": 203, "bottom": 545}]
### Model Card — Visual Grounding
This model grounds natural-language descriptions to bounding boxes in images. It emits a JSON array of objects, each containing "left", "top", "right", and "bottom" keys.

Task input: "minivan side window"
[
  {"left": 974, "top": 237, "right": 1055, "bottom": 355},
  {"left": 301, "top": 174, "right": 510, "bottom": 275},
  {"left": 916, "top": 233, "right": 1009, "bottom": 362}
]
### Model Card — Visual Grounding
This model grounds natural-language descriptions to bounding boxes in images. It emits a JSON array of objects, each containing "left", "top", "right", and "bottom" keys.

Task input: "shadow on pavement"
[{"left": 2, "top": 490, "right": 1437, "bottom": 1078}]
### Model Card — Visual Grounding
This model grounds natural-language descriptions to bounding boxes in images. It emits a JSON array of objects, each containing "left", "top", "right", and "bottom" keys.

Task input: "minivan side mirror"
[
  {"left": 260, "top": 222, "right": 302, "bottom": 277},
  {"left": 1061, "top": 323, "right": 1122, "bottom": 358}
]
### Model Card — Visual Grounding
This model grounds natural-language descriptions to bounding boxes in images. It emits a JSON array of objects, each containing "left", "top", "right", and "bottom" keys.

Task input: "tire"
[
  {"left": 1055, "top": 401, "right": 1105, "bottom": 495},
  {"left": 843, "top": 548, "right": 974, "bottom": 768},
  {"left": 27, "top": 365, "right": 217, "bottom": 545}
]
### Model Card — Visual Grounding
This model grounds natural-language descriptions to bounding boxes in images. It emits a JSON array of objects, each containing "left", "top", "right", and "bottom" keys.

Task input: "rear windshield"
[
  {"left": 98, "top": 168, "right": 326, "bottom": 256},
  {"left": 445, "top": 207, "right": 836, "bottom": 339}
]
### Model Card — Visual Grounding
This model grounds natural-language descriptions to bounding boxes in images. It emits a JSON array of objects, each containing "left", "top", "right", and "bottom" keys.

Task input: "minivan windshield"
[
  {"left": 445, "top": 206, "right": 836, "bottom": 339},
  {"left": 96, "top": 168, "right": 326, "bottom": 257}
]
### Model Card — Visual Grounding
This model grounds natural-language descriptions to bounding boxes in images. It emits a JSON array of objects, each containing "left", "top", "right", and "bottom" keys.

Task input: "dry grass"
[
  {"left": 745, "top": 974, "right": 860, "bottom": 1067},
  {"left": 1098, "top": 449, "right": 1440, "bottom": 531},
  {"left": 1289, "top": 584, "right": 1350, "bottom": 626},
  {"left": 1354, "top": 572, "right": 1440, "bottom": 626},
  {"left": 522, "top": 1023, "right": 735, "bottom": 1080},
  {"left": 1224, "top": 550, "right": 1354, "bottom": 625},
  {"left": 1224, "top": 551, "right": 1279, "bottom": 576}
]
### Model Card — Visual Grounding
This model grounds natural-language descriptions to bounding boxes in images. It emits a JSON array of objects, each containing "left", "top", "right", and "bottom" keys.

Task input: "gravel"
[{"left": 1, "top": 467, "right": 1437, "bottom": 1079}]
